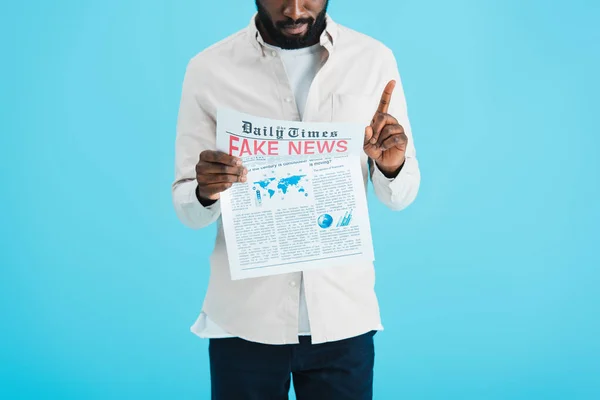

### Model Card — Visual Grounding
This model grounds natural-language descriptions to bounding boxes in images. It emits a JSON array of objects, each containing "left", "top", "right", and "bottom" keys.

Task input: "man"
[{"left": 172, "top": 0, "right": 420, "bottom": 398}]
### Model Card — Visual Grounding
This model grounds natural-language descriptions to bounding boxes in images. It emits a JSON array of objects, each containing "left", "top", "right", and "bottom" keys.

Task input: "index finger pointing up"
[{"left": 376, "top": 80, "right": 396, "bottom": 115}]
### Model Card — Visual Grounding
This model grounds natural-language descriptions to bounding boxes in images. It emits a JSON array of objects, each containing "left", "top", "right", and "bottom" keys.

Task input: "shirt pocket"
[{"left": 331, "top": 93, "right": 380, "bottom": 126}]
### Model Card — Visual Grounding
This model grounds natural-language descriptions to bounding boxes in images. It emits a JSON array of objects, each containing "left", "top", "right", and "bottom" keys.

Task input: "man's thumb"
[{"left": 364, "top": 126, "right": 374, "bottom": 146}]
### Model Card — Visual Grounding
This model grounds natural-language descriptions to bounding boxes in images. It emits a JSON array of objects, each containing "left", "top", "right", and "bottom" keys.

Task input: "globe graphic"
[{"left": 318, "top": 214, "right": 333, "bottom": 229}]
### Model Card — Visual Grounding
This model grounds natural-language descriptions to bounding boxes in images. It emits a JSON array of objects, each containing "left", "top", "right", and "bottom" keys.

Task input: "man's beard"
[{"left": 255, "top": 0, "right": 329, "bottom": 50}]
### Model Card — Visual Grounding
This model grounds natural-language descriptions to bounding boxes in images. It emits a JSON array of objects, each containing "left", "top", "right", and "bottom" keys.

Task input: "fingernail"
[
  {"left": 240, "top": 176, "right": 247, "bottom": 182},
  {"left": 235, "top": 159, "right": 242, "bottom": 166},
  {"left": 370, "top": 138, "right": 377, "bottom": 144}
]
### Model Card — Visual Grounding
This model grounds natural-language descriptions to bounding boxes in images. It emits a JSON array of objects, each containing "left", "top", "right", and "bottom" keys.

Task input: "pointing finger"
[{"left": 376, "top": 80, "right": 396, "bottom": 115}]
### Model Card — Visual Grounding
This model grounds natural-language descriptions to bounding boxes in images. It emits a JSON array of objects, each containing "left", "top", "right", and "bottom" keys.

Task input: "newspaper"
[{"left": 217, "top": 108, "right": 374, "bottom": 280}]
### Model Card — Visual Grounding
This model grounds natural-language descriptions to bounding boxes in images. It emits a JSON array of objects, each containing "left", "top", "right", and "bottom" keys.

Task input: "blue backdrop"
[{"left": 2, "top": 0, "right": 599, "bottom": 399}]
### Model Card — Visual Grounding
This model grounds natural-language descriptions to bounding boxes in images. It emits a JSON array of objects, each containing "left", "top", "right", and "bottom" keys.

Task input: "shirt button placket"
[{"left": 268, "top": 48, "right": 298, "bottom": 120}]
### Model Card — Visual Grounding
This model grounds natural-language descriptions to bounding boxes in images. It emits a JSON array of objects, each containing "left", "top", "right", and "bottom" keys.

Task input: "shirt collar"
[{"left": 247, "top": 13, "right": 338, "bottom": 55}]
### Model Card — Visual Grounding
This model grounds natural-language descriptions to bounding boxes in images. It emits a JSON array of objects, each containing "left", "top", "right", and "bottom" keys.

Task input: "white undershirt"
[
  {"left": 196, "top": 43, "right": 324, "bottom": 339},
  {"left": 273, "top": 43, "right": 322, "bottom": 119}
]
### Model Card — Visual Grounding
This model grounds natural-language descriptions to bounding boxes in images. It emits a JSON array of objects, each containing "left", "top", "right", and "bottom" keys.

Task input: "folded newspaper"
[{"left": 217, "top": 108, "right": 374, "bottom": 280}]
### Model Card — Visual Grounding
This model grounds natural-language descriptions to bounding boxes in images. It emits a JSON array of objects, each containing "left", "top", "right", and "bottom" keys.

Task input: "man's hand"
[
  {"left": 196, "top": 150, "right": 247, "bottom": 203},
  {"left": 364, "top": 80, "right": 408, "bottom": 178}
]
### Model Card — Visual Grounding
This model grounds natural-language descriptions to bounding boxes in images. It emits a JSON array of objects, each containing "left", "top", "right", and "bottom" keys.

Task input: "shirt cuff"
[
  {"left": 174, "top": 180, "right": 221, "bottom": 228},
  {"left": 371, "top": 157, "right": 417, "bottom": 193}
]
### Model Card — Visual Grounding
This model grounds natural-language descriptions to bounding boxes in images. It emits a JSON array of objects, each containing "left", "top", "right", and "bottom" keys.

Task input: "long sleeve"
[
  {"left": 371, "top": 47, "right": 421, "bottom": 211},
  {"left": 172, "top": 61, "right": 221, "bottom": 229}
]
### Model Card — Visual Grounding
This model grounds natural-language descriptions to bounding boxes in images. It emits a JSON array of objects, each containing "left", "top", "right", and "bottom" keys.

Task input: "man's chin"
[{"left": 281, "top": 34, "right": 309, "bottom": 42}]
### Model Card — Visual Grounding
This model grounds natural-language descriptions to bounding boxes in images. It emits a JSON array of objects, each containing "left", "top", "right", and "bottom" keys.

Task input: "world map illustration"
[{"left": 253, "top": 175, "right": 309, "bottom": 201}]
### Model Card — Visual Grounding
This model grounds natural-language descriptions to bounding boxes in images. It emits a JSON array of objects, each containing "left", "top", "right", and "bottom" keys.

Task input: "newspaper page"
[{"left": 217, "top": 108, "right": 374, "bottom": 280}]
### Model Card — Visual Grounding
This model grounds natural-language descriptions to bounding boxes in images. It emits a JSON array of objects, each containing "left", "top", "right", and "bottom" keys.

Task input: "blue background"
[{"left": 1, "top": 0, "right": 599, "bottom": 398}]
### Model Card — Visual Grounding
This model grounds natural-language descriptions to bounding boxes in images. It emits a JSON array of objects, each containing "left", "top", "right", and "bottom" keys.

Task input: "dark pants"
[{"left": 209, "top": 331, "right": 376, "bottom": 400}]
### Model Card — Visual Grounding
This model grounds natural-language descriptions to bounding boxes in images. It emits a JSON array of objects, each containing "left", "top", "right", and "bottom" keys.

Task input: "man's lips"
[{"left": 282, "top": 23, "right": 308, "bottom": 36}]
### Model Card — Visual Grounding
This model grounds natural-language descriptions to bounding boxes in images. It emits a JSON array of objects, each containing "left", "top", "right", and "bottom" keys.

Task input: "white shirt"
[
  {"left": 197, "top": 43, "right": 323, "bottom": 338},
  {"left": 172, "top": 14, "right": 421, "bottom": 345}
]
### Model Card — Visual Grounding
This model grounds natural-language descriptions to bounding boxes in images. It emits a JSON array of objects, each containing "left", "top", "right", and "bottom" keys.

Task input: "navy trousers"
[{"left": 209, "top": 331, "right": 376, "bottom": 400}]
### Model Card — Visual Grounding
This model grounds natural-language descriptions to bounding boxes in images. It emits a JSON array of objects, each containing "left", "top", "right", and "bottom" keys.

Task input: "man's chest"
[{"left": 203, "top": 54, "right": 383, "bottom": 128}]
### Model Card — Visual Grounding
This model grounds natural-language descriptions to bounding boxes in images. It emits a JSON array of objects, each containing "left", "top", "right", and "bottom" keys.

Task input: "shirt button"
[
  {"left": 285, "top": 97, "right": 292, "bottom": 103},
  {"left": 271, "top": 51, "right": 277, "bottom": 57},
  {"left": 289, "top": 281, "right": 296, "bottom": 288}
]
